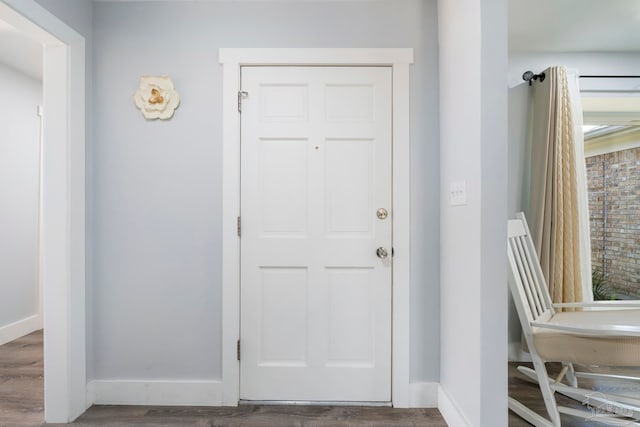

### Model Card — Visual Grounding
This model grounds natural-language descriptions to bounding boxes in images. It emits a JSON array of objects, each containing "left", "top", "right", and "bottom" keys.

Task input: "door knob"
[{"left": 376, "top": 247, "right": 388, "bottom": 259}]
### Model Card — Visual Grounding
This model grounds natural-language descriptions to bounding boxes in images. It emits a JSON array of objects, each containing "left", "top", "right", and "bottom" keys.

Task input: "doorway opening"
[
  {"left": 0, "top": 0, "right": 86, "bottom": 422},
  {"left": 0, "top": 16, "right": 43, "bottom": 346}
]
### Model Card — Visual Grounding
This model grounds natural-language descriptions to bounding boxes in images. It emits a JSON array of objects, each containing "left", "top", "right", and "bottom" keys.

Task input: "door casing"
[{"left": 219, "top": 48, "right": 413, "bottom": 407}]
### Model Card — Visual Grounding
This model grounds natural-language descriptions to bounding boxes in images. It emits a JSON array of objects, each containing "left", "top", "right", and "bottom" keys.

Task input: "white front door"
[{"left": 240, "top": 66, "right": 392, "bottom": 402}]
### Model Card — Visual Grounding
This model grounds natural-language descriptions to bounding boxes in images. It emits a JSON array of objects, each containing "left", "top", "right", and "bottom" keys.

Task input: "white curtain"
[{"left": 529, "top": 66, "right": 593, "bottom": 305}]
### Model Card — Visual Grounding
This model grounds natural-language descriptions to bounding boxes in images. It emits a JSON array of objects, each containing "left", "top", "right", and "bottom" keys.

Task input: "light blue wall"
[
  {"left": 34, "top": 0, "right": 92, "bottom": 40},
  {"left": 0, "top": 63, "right": 41, "bottom": 330},
  {"left": 91, "top": 0, "right": 440, "bottom": 381},
  {"left": 507, "top": 83, "right": 530, "bottom": 355},
  {"left": 439, "top": 0, "right": 508, "bottom": 423}
]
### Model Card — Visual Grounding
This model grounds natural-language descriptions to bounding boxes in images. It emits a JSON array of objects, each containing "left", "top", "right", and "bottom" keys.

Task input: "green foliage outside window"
[{"left": 592, "top": 267, "right": 616, "bottom": 300}]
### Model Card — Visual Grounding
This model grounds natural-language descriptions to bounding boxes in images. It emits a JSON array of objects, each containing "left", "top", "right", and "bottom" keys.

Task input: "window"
[{"left": 583, "top": 92, "right": 640, "bottom": 299}]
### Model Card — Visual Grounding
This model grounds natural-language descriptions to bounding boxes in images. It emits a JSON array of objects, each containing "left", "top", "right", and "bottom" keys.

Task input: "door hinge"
[
  {"left": 237, "top": 91, "right": 248, "bottom": 113},
  {"left": 237, "top": 339, "right": 241, "bottom": 361},
  {"left": 237, "top": 216, "right": 241, "bottom": 237}
]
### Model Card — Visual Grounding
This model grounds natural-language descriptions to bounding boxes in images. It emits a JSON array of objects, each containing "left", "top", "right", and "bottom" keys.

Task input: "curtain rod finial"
[{"left": 523, "top": 70, "right": 545, "bottom": 86}]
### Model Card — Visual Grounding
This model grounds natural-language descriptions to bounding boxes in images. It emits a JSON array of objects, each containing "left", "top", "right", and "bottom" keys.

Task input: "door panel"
[
  {"left": 259, "top": 267, "right": 308, "bottom": 365},
  {"left": 326, "top": 267, "right": 374, "bottom": 365},
  {"left": 240, "top": 66, "right": 392, "bottom": 402},
  {"left": 325, "top": 139, "right": 373, "bottom": 234},
  {"left": 259, "top": 139, "right": 308, "bottom": 234}
]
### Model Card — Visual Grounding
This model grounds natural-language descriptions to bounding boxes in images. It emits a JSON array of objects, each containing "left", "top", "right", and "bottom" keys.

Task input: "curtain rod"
[
  {"left": 580, "top": 75, "right": 640, "bottom": 79},
  {"left": 522, "top": 70, "right": 545, "bottom": 86},
  {"left": 523, "top": 71, "right": 640, "bottom": 85}
]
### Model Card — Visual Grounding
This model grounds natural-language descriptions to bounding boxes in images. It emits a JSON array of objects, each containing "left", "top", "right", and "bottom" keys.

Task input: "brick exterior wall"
[{"left": 586, "top": 147, "right": 640, "bottom": 298}]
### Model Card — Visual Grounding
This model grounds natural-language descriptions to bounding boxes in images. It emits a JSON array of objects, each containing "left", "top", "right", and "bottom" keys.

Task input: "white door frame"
[
  {"left": 219, "top": 48, "right": 413, "bottom": 408},
  {"left": 0, "top": 1, "right": 86, "bottom": 422}
]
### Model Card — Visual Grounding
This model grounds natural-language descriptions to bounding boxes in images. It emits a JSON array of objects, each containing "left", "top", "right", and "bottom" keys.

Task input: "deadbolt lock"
[{"left": 377, "top": 208, "right": 388, "bottom": 220}]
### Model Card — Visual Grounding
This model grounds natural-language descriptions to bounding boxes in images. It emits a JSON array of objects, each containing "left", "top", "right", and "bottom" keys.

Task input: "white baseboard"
[
  {"left": 408, "top": 382, "right": 438, "bottom": 408},
  {"left": 0, "top": 314, "right": 42, "bottom": 346},
  {"left": 88, "top": 380, "right": 223, "bottom": 406},
  {"left": 508, "top": 342, "right": 532, "bottom": 362},
  {"left": 437, "top": 385, "right": 471, "bottom": 427},
  {"left": 87, "top": 380, "right": 438, "bottom": 408}
]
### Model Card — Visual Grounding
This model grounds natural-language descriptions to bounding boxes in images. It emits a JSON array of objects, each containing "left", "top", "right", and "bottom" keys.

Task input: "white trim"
[
  {"left": 221, "top": 52, "right": 242, "bottom": 407},
  {"left": 88, "top": 380, "right": 222, "bottom": 406},
  {"left": 391, "top": 61, "right": 411, "bottom": 408},
  {"left": 219, "top": 48, "right": 413, "bottom": 66},
  {"left": 437, "top": 385, "right": 472, "bottom": 427},
  {"left": 585, "top": 128, "right": 640, "bottom": 158},
  {"left": 0, "top": 1, "right": 86, "bottom": 423},
  {"left": 220, "top": 48, "right": 413, "bottom": 408},
  {"left": 408, "top": 382, "right": 438, "bottom": 408},
  {"left": 0, "top": 314, "right": 43, "bottom": 346},
  {"left": 37, "top": 103, "right": 44, "bottom": 324}
]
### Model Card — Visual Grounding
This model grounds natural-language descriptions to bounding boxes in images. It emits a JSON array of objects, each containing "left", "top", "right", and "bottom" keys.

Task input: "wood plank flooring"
[
  {"left": 3, "top": 331, "right": 637, "bottom": 426},
  {"left": 508, "top": 362, "right": 640, "bottom": 426},
  {"left": 0, "top": 330, "right": 44, "bottom": 427},
  {"left": 508, "top": 362, "right": 591, "bottom": 426},
  {"left": 1, "top": 331, "right": 445, "bottom": 426},
  {"left": 49, "top": 405, "right": 447, "bottom": 427}
]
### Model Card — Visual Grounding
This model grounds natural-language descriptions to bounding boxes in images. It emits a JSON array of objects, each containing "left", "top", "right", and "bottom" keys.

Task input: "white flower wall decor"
[{"left": 133, "top": 76, "right": 180, "bottom": 120}]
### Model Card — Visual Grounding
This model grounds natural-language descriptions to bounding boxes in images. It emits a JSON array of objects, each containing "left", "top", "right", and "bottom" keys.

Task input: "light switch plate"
[{"left": 449, "top": 180, "right": 467, "bottom": 206}]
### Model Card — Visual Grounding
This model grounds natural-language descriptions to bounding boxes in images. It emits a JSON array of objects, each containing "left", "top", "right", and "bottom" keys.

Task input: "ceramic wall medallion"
[{"left": 133, "top": 76, "right": 180, "bottom": 120}]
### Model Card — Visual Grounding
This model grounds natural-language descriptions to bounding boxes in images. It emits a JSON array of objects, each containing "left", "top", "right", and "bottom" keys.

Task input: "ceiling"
[
  {"left": 0, "top": 18, "right": 42, "bottom": 81},
  {"left": 509, "top": 0, "right": 640, "bottom": 52}
]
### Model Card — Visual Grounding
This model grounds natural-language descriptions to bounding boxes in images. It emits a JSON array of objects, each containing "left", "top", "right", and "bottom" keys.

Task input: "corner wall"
[
  {"left": 507, "top": 82, "right": 531, "bottom": 361},
  {"left": 438, "top": 0, "right": 508, "bottom": 425}
]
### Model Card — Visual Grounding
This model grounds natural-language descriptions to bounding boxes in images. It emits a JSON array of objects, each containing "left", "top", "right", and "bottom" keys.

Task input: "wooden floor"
[
  {"left": 3, "top": 331, "right": 637, "bottom": 426},
  {"left": 0, "top": 330, "right": 44, "bottom": 427},
  {"left": 1, "top": 331, "right": 445, "bottom": 426},
  {"left": 508, "top": 363, "right": 600, "bottom": 426}
]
